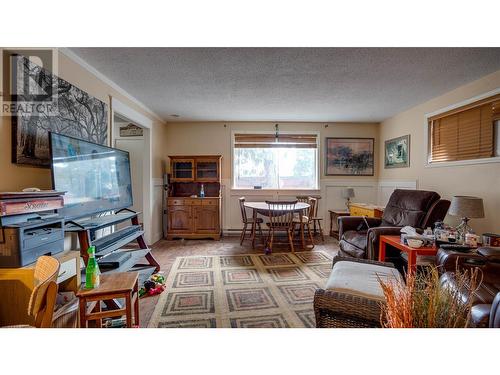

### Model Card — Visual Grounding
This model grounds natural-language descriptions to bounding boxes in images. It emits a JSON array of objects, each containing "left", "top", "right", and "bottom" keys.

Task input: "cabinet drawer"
[
  {"left": 187, "top": 199, "right": 202, "bottom": 206},
  {"left": 168, "top": 199, "right": 185, "bottom": 206},
  {"left": 201, "top": 199, "right": 218, "bottom": 206},
  {"left": 350, "top": 207, "right": 371, "bottom": 217},
  {"left": 23, "top": 228, "right": 64, "bottom": 250},
  {"left": 57, "top": 257, "right": 77, "bottom": 283}
]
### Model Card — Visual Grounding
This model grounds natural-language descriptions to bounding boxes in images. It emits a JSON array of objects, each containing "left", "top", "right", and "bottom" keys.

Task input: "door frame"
[{"left": 111, "top": 97, "right": 154, "bottom": 244}]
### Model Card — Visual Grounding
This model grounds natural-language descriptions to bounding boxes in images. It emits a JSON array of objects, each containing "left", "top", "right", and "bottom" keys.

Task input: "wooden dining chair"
[
  {"left": 310, "top": 198, "right": 324, "bottom": 242},
  {"left": 265, "top": 200, "right": 298, "bottom": 252},
  {"left": 239, "top": 197, "right": 263, "bottom": 246},
  {"left": 293, "top": 197, "right": 316, "bottom": 249},
  {"left": 3, "top": 256, "right": 60, "bottom": 328}
]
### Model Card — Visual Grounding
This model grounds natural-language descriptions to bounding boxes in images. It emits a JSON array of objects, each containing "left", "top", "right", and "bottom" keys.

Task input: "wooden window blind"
[
  {"left": 234, "top": 133, "right": 318, "bottom": 148},
  {"left": 428, "top": 94, "right": 499, "bottom": 163}
]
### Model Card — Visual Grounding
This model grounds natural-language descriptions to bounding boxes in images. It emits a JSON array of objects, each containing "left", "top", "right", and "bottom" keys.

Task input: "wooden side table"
[
  {"left": 329, "top": 210, "right": 350, "bottom": 239},
  {"left": 77, "top": 272, "right": 139, "bottom": 328},
  {"left": 379, "top": 235, "right": 438, "bottom": 274}
]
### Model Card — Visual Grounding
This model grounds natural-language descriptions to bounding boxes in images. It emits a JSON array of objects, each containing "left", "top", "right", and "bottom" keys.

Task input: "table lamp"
[
  {"left": 341, "top": 188, "right": 355, "bottom": 209},
  {"left": 448, "top": 196, "right": 484, "bottom": 242}
]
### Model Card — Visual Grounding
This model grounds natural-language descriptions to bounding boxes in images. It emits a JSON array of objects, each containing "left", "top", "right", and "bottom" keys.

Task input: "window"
[
  {"left": 428, "top": 94, "right": 500, "bottom": 164},
  {"left": 233, "top": 133, "right": 318, "bottom": 189}
]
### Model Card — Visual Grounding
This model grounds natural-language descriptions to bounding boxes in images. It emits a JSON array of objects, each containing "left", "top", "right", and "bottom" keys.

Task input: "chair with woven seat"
[
  {"left": 265, "top": 200, "right": 298, "bottom": 252},
  {"left": 293, "top": 197, "right": 316, "bottom": 249},
  {"left": 296, "top": 196, "right": 324, "bottom": 241},
  {"left": 3, "top": 256, "right": 60, "bottom": 328},
  {"left": 239, "top": 197, "right": 264, "bottom": 246}
]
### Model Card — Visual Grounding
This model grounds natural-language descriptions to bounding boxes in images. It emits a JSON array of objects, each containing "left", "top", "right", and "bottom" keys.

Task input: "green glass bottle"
[{"left": 85, "top": 246, "right": 101, "bottom": 289}]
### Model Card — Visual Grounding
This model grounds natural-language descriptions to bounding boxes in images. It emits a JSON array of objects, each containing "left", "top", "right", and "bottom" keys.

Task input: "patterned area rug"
[{"left": 148, "top": 251, "right": 332, "bottom": 328}]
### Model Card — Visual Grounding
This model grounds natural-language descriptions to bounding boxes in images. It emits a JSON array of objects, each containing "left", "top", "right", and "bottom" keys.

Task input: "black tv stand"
[{"left": 65, "top": 210, "right": 160, "bottom": 279}]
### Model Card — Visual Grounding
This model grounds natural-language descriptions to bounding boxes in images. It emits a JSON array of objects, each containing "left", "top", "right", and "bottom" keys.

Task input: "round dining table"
[{"left": 243, "top": 201, "right": 311, "bottom": 251}]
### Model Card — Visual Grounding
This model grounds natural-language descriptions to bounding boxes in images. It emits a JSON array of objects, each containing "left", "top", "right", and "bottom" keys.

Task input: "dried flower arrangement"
[{"left": 378, "top": 266, "right": 481, "bottom": 328}]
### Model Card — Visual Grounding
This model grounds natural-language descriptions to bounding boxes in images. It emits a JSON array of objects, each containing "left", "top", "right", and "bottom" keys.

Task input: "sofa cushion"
[
  {"left": 381, "top": 189, "right": 440, "bottom": 228},
  {"left": 325, "top": 260, "right": 403, "bottom": 300},
  {"left": 342, "top": 230, "right": 367, "bottom": 250},
  {"left": 339, "top": 241, "right": 366, "bottom": 258}
]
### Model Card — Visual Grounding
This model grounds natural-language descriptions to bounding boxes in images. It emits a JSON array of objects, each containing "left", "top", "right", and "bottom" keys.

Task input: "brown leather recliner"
[
  {"left": 437, "top": 247, "right": 500, "bottom": 327},
  {"left": 338, "top": 189, "right": 450, "bottom": 260}
]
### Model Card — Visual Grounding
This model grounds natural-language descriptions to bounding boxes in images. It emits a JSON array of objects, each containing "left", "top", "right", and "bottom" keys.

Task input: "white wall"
[
  {"left": 379, "top": 69, "right": 500, "bottom": 235},
  {"left": 165, "top": 121, "right": 380, "bottom": 233}
]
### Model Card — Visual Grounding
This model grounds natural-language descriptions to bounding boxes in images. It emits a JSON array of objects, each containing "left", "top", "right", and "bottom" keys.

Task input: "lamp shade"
[
  {"left": 448, "top": 196, "right": 484, "bottom": 218},
  {"left": 341, "top": 188, "right": 355, "bottom": 199}
]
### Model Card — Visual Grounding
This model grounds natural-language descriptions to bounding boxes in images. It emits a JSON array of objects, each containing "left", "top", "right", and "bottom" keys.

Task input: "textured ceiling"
[{"left": 70, "top": 48, "right": 500, "bottom": 122}]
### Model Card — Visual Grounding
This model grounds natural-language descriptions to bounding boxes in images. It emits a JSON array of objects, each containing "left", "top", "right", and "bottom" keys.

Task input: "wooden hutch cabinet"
[{"left": 166, "top": 155, "right": 222, "bottom": 240}]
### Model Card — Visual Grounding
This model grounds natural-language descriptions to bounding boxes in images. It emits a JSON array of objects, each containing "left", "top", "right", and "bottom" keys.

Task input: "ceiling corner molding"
[{"left": 59, "top": 47, "right": 164, "bottom": 123}]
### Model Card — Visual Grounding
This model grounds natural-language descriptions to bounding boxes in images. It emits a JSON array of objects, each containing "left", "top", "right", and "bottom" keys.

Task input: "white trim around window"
[
  {"left": 423, "top": 87, "right": 500, "bottom": 168},
  {"left": 230, "top": 129, "right": 321, "bottom": 190}
]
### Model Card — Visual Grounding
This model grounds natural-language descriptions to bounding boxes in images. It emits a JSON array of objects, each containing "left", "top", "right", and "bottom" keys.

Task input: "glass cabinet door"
[
  {"left": 172, "top": 159, "right": 195, "bottom": 181},
  {"left": 196, "top": 159, "right": 219, "bottom": 181}
]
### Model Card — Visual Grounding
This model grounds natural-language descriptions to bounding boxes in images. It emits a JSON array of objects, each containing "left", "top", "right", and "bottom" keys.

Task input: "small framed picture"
[
  {"left": 384, "top": 135, "right": 410, "bottom": 168},
  {"left": 325, "top": 137, "right": 374, "bottom": 176}
]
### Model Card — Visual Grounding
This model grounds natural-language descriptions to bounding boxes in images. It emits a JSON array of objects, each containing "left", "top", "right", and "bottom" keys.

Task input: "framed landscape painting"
[
  {"left": 325, "top": 137, "right": 374, "bottom": 176},
  {"left": 384, "top": 135, "right": 410, "bottom": 168}
]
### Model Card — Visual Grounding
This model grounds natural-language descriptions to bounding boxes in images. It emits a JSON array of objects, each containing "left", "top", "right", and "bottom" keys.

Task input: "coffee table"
[{"left": 378, "top": 235, "right": 438, "bottom": 274}]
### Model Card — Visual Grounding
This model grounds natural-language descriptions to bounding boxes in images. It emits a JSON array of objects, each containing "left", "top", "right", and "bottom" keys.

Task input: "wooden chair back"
[
  {"left": 266, "top": 200, "right": 298, "bottom": 228},
  {"left": 239, "top": 197, "right": 248, "bottom": 222},
  {"left": 307, "top": 197, "right": 317, "bottom": 221},
  {"left": 29, "top": 256, "right": 60, "bottom": 328},
  {"left": 296, "top": 196, "right": 309, "bottom": 203}
]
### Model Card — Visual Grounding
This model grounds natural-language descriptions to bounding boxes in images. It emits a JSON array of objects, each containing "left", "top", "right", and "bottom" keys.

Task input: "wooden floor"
[{"left": 139, "top": 234, "right": 339, "bottom": 327}]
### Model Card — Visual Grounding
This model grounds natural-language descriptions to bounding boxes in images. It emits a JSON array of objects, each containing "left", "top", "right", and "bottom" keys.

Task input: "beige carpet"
[{"left": 148, "top": 251, "right": 332, "bottom": 328}]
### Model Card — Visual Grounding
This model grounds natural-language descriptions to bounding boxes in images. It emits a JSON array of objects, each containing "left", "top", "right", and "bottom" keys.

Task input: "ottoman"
[{"left": 314, "top": 257, "right": 403, "bottom": 328}]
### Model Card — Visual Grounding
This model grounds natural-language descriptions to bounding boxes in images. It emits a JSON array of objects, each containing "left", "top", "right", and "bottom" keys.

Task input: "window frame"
[
  {"left": 231, "top": 130, "right": 321, "bottom": 190},
  {"left": 424, "top": 88, "right": 500, "bottom": 168}
]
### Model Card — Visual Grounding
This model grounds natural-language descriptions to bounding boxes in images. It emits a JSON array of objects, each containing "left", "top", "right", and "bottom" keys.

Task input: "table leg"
[
  {"left": 378, "top": 240, "right": 386, "bottom": 262},
  {"left": 407, "top": 251, "right": 417, "bottom": 275},
  {"left": 134, "top": 282, "right": 140, "bottom": 327},
  {"left": 251, "top": 209, "right": 257, "bottom": 249},
  {"left": 125, "top": 293, "right": 133, "bottom": 328},
  {"left": 94, "top": 300, "right": 102, "bottom": 328},
  {"left": 300, "top": 223, "right": 306, "bottom": 250},
  {"left": 78, "top": 297, "right": 86, "bottom": 328}
]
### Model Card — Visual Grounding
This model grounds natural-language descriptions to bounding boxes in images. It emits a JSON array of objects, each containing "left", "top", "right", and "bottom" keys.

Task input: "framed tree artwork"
[
  {"left": 325, "top": 137, "right": 374, "bottom": 176},
  {"left": 11, "top": 55, "right": 108, "bottom": 167},
  {"left": 384, "top": 135, "right": 410, "bottom": 168}
]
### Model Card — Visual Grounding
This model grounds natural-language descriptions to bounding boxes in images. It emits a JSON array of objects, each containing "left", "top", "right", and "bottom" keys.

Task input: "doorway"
[
  {"left": 111, "top": 98, "right": 154, "bottom": 244},
  {"left": 114, "top": 114, "right": 145, "bottom": 225}
]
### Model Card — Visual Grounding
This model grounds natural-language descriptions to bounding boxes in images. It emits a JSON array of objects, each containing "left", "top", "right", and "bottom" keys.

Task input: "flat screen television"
[{"left": 49, "top": 132, "right": 133, "bottom": 220}]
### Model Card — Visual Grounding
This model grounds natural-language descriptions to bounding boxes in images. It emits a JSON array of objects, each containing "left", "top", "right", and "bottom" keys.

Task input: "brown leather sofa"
[
  {"left": 437, "top": 246, "right": 500, "bottom": 327},
  {"left": 338, "top": 189, "right": 450, "bottom": 260},
  {"left": 490, "top": 293, "right": 500, "bottom": 328}
]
